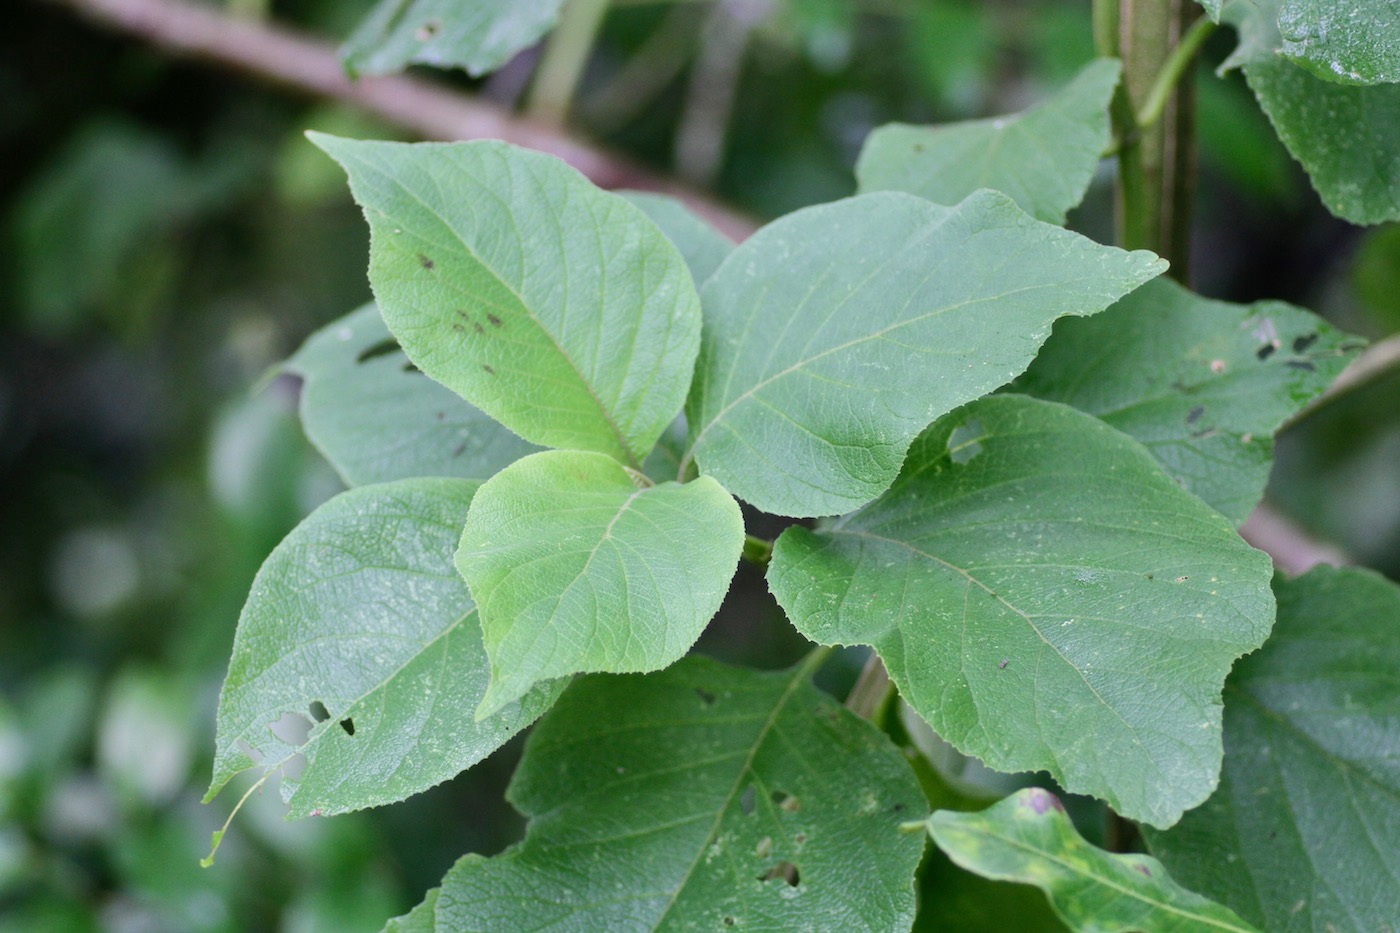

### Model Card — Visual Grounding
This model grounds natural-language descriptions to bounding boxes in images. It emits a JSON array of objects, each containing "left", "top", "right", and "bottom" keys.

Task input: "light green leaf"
[
  {"left": 856, "top": 59, "right": 1120, "bottom": 224},
  {"left": 456, "top": 450, "right": 744, "bottom": 719},
  {"left": 207, "top": 478, "right": 564, "bottom": 817},
  {"left": 341, "top": 0, "right": 567, "bottom": 77},
  {"left": 767, "top": 395, "right": 1276, "bottom": 827},
  {"left": 1144, "top": 566, "right": 1400, "bottom": 931},
  {"left": 619, "top": 191, "right": 735, "bottom": 286},
  {"left": 928, "top": 788, "right": 1258, "bottom": 932},
  {"left": 684, "top": 190, "right": 1165, "bottom": 518},
  {"left": 287, "top": 303, "right": 539, "bottom": 486},
  {"left": 420, "top": 656, "right": 928, "bottom": 931},
  {"left": 1245, "top": 57, "right": 1400, "bottom": 224},
  {"left": 1278, "top": 0, "right": 1400, "bottom": 85},
  {"left": 1015, "top": 277, "right": 1362, "bottom": 524},
  {"left": 310, "top": 135, "right": 703, "bottom": 468}
]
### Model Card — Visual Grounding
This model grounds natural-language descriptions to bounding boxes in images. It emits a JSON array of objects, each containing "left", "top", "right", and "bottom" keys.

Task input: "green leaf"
[
  {"left": 1245, "top": 57, "right": 1400, "bottom": 224},
  {"left": 287, "top": 303, "right": 539, "bottom": 486},
  {"left": 1218, "top": 0, "right": 1400, "bottom": 224},
  {"left": 383, "top": 888, "right": 439, "bottom": 933},
  {"left": 1015, "top": 277, "right": 1362, "bottom": 524},
  {"left": 1278, "top": 0, "right": 1400, "bottom": 85},
  {"left": 418, "top": 656, "right": 928, "bottom": 931},
  {"left": 767, "top": 395, "right": 1276, "bottom": 827},
  {"left": 207, "top": 478, "right": 564, "bottom": 818},
  {"left": 310, "top": 135, "right": 703, "bottom": 468},
  {"left": 684, "top": 190, "right": 1165, "bottom": 518},
  {"left": 619, "top": 191, "right": 735, "bottom": 286},
  {"left": 856, "top": 59, "right": 1120, "bottom": 224},
  {"left": 456, "top": 450, "right": 745, "bottom": 719},
  {"left": 341, "top": 0, "right": 567, "bottom": 77},
  {"left": 927, "top": 788, "right": 1259, "bottom": 932},
  {"left": 1144, "top": 566, "right": 1400, "bottom": 931}
]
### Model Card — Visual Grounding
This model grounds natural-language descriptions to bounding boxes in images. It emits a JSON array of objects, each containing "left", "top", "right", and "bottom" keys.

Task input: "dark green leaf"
[
  {"left": 856, "top": 59, "right": 1120, "bottom": 224},
  {"left": 768, "top": 395, "right": 1276, "bottom": 827},
  {"left": 310, "top": 135, "right": 703, "bottom": 468},
  {"left": 287, "top": 303, "right": 538, "bottom": 486},
  {"left": 928, "top": 788, "right": 1258, "bottom": 931},
  {"left": 684, "top": 190, "right": 1165, "bottom": 518},
  {"left": 1145, "top": 566, "right": 1400, "bottom": 931},
  {"left": 383, "top": 888, "right": 439, "bottom": 933},
  {"left": 1015, "top": 277, "right": 1361, "bottom": 524},
  {"left": 341, "top": 0, "right": 567, "bottom": 77},
  {"left": 208, "top": 478, "right": 564, "bottom": 817},
  {"left": 419, "top": 656, "right": 928, "bottom": 931},
  {"left": 456, "top": 451, "right": 744, "bottom": 719}
]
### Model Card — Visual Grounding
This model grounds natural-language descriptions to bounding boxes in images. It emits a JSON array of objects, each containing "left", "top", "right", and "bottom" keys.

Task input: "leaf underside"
[{"left": 341, "top": 0, "right": 567, "bottom": 77}]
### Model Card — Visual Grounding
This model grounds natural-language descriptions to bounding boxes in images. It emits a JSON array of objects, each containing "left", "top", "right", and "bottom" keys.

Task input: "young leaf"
[
  {"left": 767, "top": 395, "right": 1276, "bottom": 827},
  {"left": 1015, "top": 277, "right": 1361, "bottom": 524},
  {"left": 1278, "top": 0, "right": 1400, "bottom": 85},
  {"left": 310, "top": 135, "right": 703, "bottom": 468},
  {"left": 456, "top": 450, "right": 744, "bottom": 719},
  {"left": 341, "top": 0, "right": 567, "bottom": 78},
  {"left": 927, "top": 788, "right": 1258, "bottom": 932},
  {"left": 619, "top": 191, "right": 735, "bottom": 287},
  {"left": 684, "top": 190, "right": 1165, "bottom": 518},
  {"left": 412, "top": 656, "right": 928, "bottom": 931},
  {"left": 1144, "top": 566, "right": 1400, "bottom": 930},
  {"left": 856, "top": 58, "right": 1120, "bottom": 224},
  {"left": 287, "top": 303, "right": 538, "bottom": 486},
  {"left": 207, "top": 478, "right": 564, "bottom": 818}
]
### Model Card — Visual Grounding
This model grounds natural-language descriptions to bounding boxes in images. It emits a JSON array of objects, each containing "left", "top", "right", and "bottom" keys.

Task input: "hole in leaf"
[
  {"left": 771, "top": 791, "right": 799, "bottom": 813},
  {"left": 308, "top": 701, "right": 330, "bottom": 723},
  {"left": 947, "top": 419, "right": 984, "bottom": 465},
  {"left": 417, "top": 253, "right": 435, "bottom": 270},
  {"left": 758, "top": 862, "right": 800, "bottom": 886},
  {"left": 740, "top": 784, "right": 756, "bottom": 815},
  {"left": 1285, "top": 359, "right": 1316, "bottom": 372},
  {"left": 1186, "top": 405, "right": 1205, "bottom": 424},
  {"left": 695, "top": 687, "right": 716, "bottom": 706},
  {"left": 1292, "top": 333, "right": 1318, "bottom": 353},
  {"left": 355, "top": 338, "right": 400, "bottom": 364},
  {"left": 722, "top": 918, "right": 736, "bottom": 927},
  {"left": 340, "top": 718, "right": 356, "bottom": 736},
  {"left": 268, "top": 711, "right": 314, "bottom": 746},
  {"left": 1256, "top": 342, "right": 1277, "bottom": 360}
]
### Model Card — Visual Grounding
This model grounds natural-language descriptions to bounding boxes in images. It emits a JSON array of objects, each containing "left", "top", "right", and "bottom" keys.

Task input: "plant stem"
[
  {"left": 1135, "top": 16, "right": 1217, "bottom": 130},
  {"left": 845, "top": 652, "right": 893, "bottom": 721},
  {"left": 742, "top": 534, "right": 773, "bottom": 567},
  {"left": 525, "top": 0, "right": 611, "bottom": 125},
  {"left": 1104, "top": 0, "right": 1202, "bottom": 276}
]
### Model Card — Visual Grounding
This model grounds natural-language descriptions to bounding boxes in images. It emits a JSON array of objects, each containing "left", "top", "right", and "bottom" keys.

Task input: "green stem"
[
  {"left": 525, "top": 0, "right": 611, "bottom": 124},
  {"left": 844, "top": 652, "right": 893, "bottom": 721},
  {"left": 1093, "top": 0, "right": 1119, "bottom": 58},
  {"left": 795, "top": 644, "right": 834, "bottom": 683},
  {"left": 1135, "top": 17, "right": 1217, "bottom": 130},
  {"left": 742, "top": 534, "right": 773, "bottom": 567}
]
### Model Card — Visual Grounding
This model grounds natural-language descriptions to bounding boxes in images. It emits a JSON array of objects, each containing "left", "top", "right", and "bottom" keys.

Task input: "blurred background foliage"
[{"left": 1, "top": 0, "right": 1396, "bottom": 929}]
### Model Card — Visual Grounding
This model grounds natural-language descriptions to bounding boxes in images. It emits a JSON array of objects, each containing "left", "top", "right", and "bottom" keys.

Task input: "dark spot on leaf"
[
  {"left": 452, "top": 323, "right": 465, "bottom": 333},
  {"left": 308, "top": 701, "right": 330, "bottom": 723},
  {"left": 1285, "top": 359, "right": 1316, "bottom": 371},
  {"left": 1256, "top": 342, "right": 1277, "bottom": 360},
  {"left": 892, "top": 802, "right": 905, "bottom": 812},
  {"left": 722, "top": 918, "right": 735, "bottom": 927},
  {"left": 740, "top": 784, "right": 756, "bottom": 815},
  {"left": 1190, "top": 427, "right": 1220, "bottom": 439},
  {"left": 1292, "top": 333, "right": 1318, "bottom": 353},
  {"left": 1146, "top": 573, "right": 1154, "bottom": 580},
  {"left": 912, "top": 143, "right": 925, "bottom": 153},
  {"left": 794, "top": 832, "right": 807, "bottom": 845},
  {"left": 1186, "top": 405, "right": 1205, "bottom": 424},
  {"left": 452, "top": 442, "right": 467, "bottom": 458},
  {"left": 473, "top": 322, "right": 485, "bottom": 334},
  {"left": 355, "top": 338, "right": 400, "bottom": 364},
  {"left": 771, "top": 791, "right": 799, "bottom": 813},
  {"left": 695, "top": 687, "right": 716, "bottom": 706},
  {"left": 1134, "top": 863, "right": 1152, "bottom": 876},
  {"left": 487, "top": 313, "right": 503, "bottom": 328},
  {"left": 482, "top": 364, "right": 496, "bottom": 375},
  {"left": 758, "top": 862, "right": 800, "bottom": 886},
  {"left": 418, "top": 253, "right": 435, "bottom": 270},
  {"left": 436, "top": 411, "right": 445, "bottom": 420},
  {"left": 998, "top": 659, "right": 1009, "bottom": 670},
  {"left": 415, "top": 19, "right": 441, "bottom": 41},
  {"left": 339, "top": 718, "right": 355, "bottom": 736},
  {"left": 402, "top": 361, "right": 420, "bottom": 374}
]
